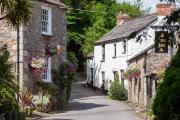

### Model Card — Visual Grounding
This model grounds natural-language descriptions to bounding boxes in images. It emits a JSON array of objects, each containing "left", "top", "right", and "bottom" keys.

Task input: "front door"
[
  {"left": 146, "top": 76, "right": 152, "bottom": 107},
  {"left": 90, "top": 68, "right": 93, "bottom": 85}
]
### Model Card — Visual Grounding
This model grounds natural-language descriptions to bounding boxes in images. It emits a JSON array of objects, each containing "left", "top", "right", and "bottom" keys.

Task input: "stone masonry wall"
[
  {"left": 128, "top": 54, "right": 145, "bottom": 109},
  {"left": 128, "top": 46, "right": 170, "bottom": 109},
  {"left": 0, "top": 20, "right": 17, "bottom": 64},
  {"left": 22, "top": 1, "right": 66, "bottom": 92}
]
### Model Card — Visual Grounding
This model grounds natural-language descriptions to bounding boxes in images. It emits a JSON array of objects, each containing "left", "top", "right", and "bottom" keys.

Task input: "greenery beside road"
[{"left": 108, "top": 72, "right": 128, "bottom": 101}]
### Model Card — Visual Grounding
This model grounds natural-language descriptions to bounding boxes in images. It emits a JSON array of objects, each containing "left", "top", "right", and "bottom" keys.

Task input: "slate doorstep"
[{"left": 26, "top": 111, "right": 50, "bottom": 120}]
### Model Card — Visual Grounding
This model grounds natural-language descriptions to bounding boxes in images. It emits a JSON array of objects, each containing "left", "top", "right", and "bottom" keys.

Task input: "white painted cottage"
[
  {"left": 86, "top": 3, "right": 176, "bottom": 91},
  {"left": 87, "top": 13, "right": 158, "bottom": 90}
]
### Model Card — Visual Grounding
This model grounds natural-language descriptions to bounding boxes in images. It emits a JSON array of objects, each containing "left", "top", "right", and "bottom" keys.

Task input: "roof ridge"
[
  {"left": 95, "top": 14, "right": 157, "bottom": 44},
  {"left": 123, "top": 13, "right": 157, "bottom": 24}
]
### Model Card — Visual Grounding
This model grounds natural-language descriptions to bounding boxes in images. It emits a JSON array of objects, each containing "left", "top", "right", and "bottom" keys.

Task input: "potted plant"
[
  {"left": 29, "top": 56, "right": 45, "bottom": 73},
  {"left": 124, "top": 67, "right": 141, "bottom": 80}
]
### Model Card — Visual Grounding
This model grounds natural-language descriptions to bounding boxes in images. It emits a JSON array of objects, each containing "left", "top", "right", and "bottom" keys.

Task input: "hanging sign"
[{"left": 155, "top": 31, "right": 169, "bottom": 53}]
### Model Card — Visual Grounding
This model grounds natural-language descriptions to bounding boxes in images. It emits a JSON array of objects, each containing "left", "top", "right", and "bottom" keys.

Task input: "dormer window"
[
  {"left": 41, "top": 6, "right": 52, "bottom": 35},
  {"left": 122, "top": 40, "right": 127, "bottom": 54}
]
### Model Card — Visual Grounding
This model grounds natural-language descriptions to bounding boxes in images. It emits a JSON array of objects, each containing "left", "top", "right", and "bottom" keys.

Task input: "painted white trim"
[
  {"left": 42, "top": 57, "right": 52, "bottom": 83},
  {"left": 41, "top": 6, "right": 52, "bottom": 35},
  {"left": 47, "top": 57, "right": 52, "bottom": 82}
]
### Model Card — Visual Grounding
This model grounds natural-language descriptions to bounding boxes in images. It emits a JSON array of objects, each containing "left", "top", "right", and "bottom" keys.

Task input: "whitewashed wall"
[{"left": 87, "top": 23, "right": 156, "bottom": 91}]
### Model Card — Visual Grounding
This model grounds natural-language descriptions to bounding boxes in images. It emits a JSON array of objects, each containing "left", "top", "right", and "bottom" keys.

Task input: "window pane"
[{"left": 41, "top": 8, "right": 50, "bottom": 33}]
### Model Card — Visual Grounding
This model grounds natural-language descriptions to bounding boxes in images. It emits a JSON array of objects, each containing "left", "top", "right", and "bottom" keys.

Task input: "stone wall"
[
  {"left": 0, "top": 20, "right": 17, "bottom": 64},
  {"left": 22, "top": 1, "right": 66, "bottom": 92},
  {"left": 128, "top": 54, "right": 146, "bottom": 109},
  {"left": 0, "top": 0, "right": 67, "bottom": 92},
  {"left": 146, "top": 48, "right": 169, "bottom": 75},
  {"left": 128, "top": 46, "right": 170, "bottom": 109}
]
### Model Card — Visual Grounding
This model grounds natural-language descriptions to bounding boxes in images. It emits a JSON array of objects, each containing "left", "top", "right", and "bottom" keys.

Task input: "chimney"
[
  {"left": 156, "top": 4, "right": 174, "bottom": 16},
  {"left": 116, "top": 10, "right": 130, "bottom": 25}
]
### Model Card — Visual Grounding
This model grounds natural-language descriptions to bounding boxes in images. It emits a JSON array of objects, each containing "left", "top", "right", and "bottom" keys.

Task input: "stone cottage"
[
  {"left": 86, "top": 11, "right": 157, "bottom": 90},
  {"left": 127, "top": 45, "right": 170, "bottom": 109},
  {"left": 0, "top": 0, "right": 67, "bottom": 92},
  {"left": 126, "top": 4, "right": 177, "bottom": 110}
]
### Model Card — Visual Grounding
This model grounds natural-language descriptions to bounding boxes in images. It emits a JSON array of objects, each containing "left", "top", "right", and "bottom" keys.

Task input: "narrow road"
[{"left": 42, "top": 82, "right": 143, "bottom": 120}]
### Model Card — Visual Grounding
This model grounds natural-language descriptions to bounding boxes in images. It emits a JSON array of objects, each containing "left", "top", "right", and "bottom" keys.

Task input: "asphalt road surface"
[{"left": 42, "top": 82, "right": 143, "bottom": 120}]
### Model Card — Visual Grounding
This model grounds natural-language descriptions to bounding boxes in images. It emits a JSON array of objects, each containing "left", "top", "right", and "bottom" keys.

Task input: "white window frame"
[
  {"left": 41, "top": 6, "right": 52, "bottom": 35},
  {"left": 42, "top": 57, "right": 52, "bottom": 82}
]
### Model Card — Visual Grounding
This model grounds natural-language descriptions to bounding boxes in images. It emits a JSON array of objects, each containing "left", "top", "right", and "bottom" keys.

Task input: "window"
[
  {"left": 113, "top": 44, "right": 116, "bottom": 57},
  {"left": 101, "top": 71, "right": 105, "bottom": 89},
  {"left": 102, "top": 44, "right": 105, "bottom": 61},
  {"left": 120, "top": 69, "right": 124, "bottom": 86},
  {"left": 41, "top": 6, "right": 52, "bottom": 35},
  {"left": 42, "top": 57, "right": 52, "bottom": 82},
  {"left": 122, "top": 40, "right": 127, "bottom": 54}
]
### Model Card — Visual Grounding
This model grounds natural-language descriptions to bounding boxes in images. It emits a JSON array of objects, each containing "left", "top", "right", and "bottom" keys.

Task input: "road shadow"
[{"left": 69, "top": 101, "right": 107, "bottom": 111}]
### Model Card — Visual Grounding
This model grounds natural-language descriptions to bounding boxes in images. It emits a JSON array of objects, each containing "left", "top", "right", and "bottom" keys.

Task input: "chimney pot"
[
  {"left": 156, "top": 4, "right": 173, "bottom": 16},
  {"left": 116, "top": 10, "right": 130, "bottom": 25}
]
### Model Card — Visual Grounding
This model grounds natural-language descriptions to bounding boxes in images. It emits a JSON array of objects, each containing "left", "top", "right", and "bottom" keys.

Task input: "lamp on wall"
[{"left": 57, "top": 45, "right": 62, "bottom": 55}]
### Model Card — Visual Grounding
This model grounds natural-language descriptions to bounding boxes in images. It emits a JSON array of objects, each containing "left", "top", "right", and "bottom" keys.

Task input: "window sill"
[
  {"left": 112, "top": 56, "right": 116, "bottom": 59},
  {"left": 41, "top": 33, "right": 53, "bottom": 37}
]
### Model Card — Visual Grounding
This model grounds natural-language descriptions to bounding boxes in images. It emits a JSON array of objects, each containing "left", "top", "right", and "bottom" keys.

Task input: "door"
[
  {"left": 146, "top": 76, "right": 152, "bottom": 107},
  {"left": 90, "top": 68, "right": 93, "bottom": 85}
]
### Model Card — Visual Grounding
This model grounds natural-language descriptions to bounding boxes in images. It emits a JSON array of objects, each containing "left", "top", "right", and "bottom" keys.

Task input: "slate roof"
[
  {"left": 87, "top": 51, "right": 94, "bottom": 58},
  {"left": 39, "top": 0, "right": 67, "bottom": 8},
  {"left": 95, "top": 14, "right": 157, "bottom": 44}
]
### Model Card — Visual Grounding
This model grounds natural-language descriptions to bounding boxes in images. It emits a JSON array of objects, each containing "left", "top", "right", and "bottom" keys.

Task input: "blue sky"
[{"left": 117, "top": 0, "right": 160, "bottom": 13}]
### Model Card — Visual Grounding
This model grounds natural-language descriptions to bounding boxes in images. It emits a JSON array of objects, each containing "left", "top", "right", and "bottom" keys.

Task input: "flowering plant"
[
  {"left": 123, "top": 67, "right": 141, "bottom": 80},
  {"left": 29, "top": 56, "right": 45, "bottom": 72}
]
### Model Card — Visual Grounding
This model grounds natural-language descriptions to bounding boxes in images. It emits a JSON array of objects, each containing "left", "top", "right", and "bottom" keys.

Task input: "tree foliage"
[
  {"left": 152, "top": 49, "right": 180, "bottom": 120},
  {"left": 0, "top": 48, "right": 26, "bottom": 119},
  {"left": 63, "top": 0, "right": 144, "bottom": 70}
]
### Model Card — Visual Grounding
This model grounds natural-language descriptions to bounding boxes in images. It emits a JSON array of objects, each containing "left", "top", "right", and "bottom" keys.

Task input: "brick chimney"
[
  {"left": 156, "top": 4, "right": 174, "bottom": 16},
  {"left": 116, "top": 10, "right": 130, "bottom": 25}
]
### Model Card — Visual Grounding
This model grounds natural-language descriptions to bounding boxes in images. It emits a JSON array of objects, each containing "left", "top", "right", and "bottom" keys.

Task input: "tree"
[
  {"left": 0, "top": 0, "right": 33, "bottom": 100},
  {"left": 83, "top": 1, "right": 143, "bottom": 56},
  {"left": 0, "top": 48, "right": 26, "bottom": 119},
  {"left": 152, "top": 48, "right": 180, "bottom": 120}
]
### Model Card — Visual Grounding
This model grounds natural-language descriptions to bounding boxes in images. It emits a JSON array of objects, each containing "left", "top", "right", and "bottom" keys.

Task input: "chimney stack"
[
  {"left": 116, "top": 10, "right": 130, "bottom": 25},
  {"left": 156, "top": 4, "right": 174, "bottom": 16}
]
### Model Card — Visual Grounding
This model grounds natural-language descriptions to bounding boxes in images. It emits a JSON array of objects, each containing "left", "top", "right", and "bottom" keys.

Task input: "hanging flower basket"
[
  {"left": 45, "top": 45, "right": 62, "bottom": 56},
  {"left": 123, "top": 67, "right": 141, "bottom": 80},
  {"left": 29, "top": 56, "right": 46, "bottom": 73}
]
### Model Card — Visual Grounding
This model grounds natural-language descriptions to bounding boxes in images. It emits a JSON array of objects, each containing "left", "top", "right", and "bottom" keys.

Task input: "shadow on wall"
[
  {"left": 94, "top": 61, "right": 102, "bottom": 88},
  {"left": 69, "top": 101, "right": 108, "bottom": 111}
]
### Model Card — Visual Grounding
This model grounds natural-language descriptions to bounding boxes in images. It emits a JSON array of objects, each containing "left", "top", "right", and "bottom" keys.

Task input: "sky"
[{"left": 117, "top": 0, "right": 160, "bottom": 13}]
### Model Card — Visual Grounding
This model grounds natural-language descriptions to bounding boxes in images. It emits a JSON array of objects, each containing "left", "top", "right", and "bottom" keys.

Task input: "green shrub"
[
  {"left": 152, "top": 49, "right": 180, "bottom": 120},
  {"left": 0, "top": 48, "right": 25, "bottom": 120},
  {"left": 108, "top": 72, "right": 128, "bottom": 101}
]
